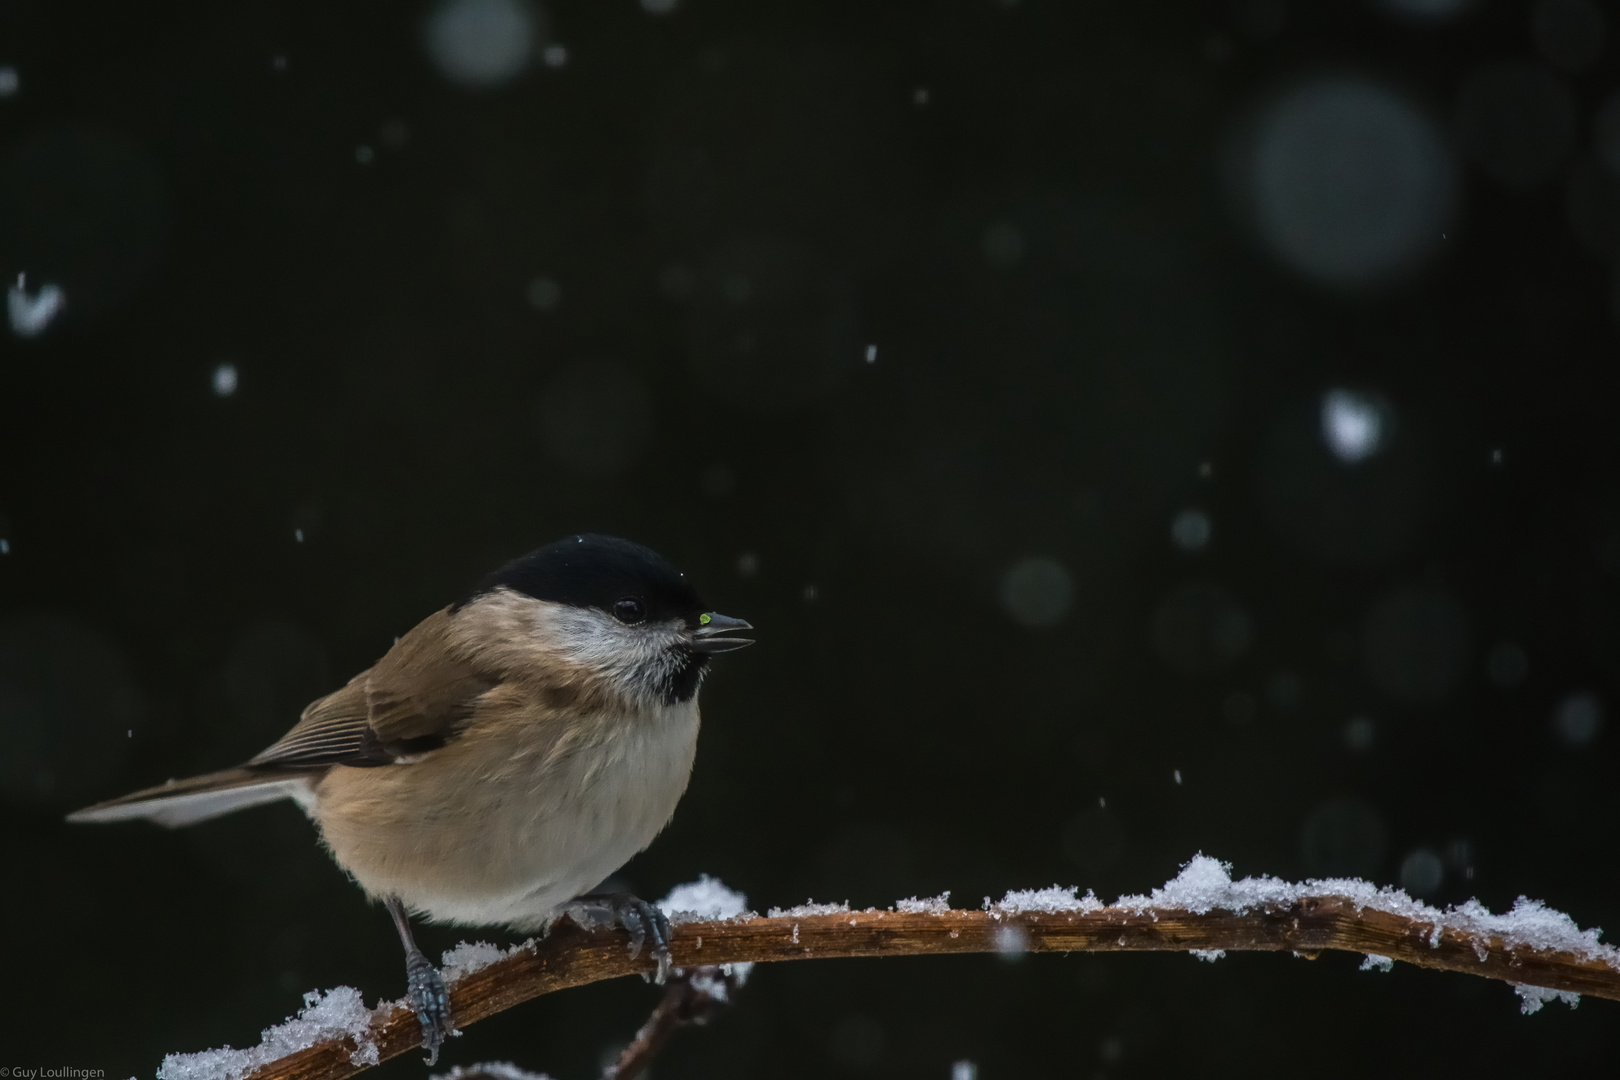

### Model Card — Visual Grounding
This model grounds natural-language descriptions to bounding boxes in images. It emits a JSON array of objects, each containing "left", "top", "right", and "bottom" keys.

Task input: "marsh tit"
[{"left": 69, "top": 534, "right": 753, "bottom": 1061}]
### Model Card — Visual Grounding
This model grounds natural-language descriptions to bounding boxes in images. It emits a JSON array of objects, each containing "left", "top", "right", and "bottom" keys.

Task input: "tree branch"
[
  {"left": 602, "top": 966, "right": 740, "bottom": 1080},
  {"left": 237, "top": 893, "right": 1620, "bottom": 1080}
]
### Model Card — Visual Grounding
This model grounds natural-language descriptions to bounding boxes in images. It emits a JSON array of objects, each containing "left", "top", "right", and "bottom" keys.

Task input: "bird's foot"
[
  {"left": 404, "top": 947, "right": 455, "bottom": 1064},
  {"left": 564, "top": 891, "right": 673, "bottom": 983}
]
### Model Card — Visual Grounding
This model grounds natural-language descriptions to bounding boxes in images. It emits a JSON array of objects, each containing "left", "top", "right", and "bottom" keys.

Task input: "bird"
[{"left": 68, "top": 534, "right": 753, "bottom": 1062}]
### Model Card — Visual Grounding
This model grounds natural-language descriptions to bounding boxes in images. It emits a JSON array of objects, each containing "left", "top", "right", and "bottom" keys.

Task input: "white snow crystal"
[
  {"left": 1116, "top": 854, "right": 1263, "bottom": 914},
  {"left": 659, "top": 874, "right": 755, "bottom": 985},
  {"left": 1444, "top": 896, "right": 1615, "bottom": 963},
  {"left": 1513, "top": 984, "right": 1581, "bottom": 1015},
  {"left": 1107, "top": 853, "right": 1620, "bottom": 979},
  {"left": 767, "top": 900, "right": 850, "bottom": 918},
  {"left": 659, "top": 874, "right": 755, "bottom": 924},
  {"left": 432, "top": 1064, "right": 555, "bottom": 1080},
  {"left": 156, "top": 987, "right": 379, "bottom": 1080},
  {"left": 1189, "top": 949, "right": 1226, "bottom": 963},
  {"left": 441, "top": 939, "right": 528, "bottom": 981},
  {"left": 1360, "top": 954, "right": 1395, "bottom": 972},
  {"left": 687, "top": 965, "right": 752, "bottom": 1001},
  {"left": 987, "top": 885, "right": 1103, "bottom": 915},
  {"left": 895, "top": 891, "right": 952, "bottom": 914}
]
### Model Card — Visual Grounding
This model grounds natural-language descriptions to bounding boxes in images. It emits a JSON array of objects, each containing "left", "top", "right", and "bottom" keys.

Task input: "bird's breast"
[{"left": 312, "top": 697, "right": 702, "bottom": 929}]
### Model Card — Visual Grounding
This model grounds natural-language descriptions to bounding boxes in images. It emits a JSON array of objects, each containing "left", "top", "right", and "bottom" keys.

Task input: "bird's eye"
[{"left": 613, "top": 597, "right": 647, "bottom": 624}]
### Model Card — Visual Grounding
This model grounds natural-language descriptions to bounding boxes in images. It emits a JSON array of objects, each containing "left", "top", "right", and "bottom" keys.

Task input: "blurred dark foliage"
[{"left": 2, "top": 0, "right": 1619, "bottom": 1076}]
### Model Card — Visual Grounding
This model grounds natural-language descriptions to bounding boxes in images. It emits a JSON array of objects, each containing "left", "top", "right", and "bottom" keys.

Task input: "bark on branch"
[{"left": 240, "top": 895, "right": 1620, "bottom": 1080}]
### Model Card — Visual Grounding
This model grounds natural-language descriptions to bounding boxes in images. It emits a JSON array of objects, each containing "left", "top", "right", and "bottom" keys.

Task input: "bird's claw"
[
  {"left": 405, "top": 948, "right": 455, "bottom": 1064},
  {"left": 566, "top": 892, "right": 673, "bottom": 983}
]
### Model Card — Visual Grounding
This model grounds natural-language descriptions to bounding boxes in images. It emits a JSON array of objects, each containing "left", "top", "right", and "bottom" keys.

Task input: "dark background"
[{"left": 4, "top": 0, "right": 1619, "bottom": 1075}]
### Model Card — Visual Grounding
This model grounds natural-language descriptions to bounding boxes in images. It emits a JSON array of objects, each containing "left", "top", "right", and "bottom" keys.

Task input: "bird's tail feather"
[{"left": 66, "top": 768, "right": 313, "bottom": 828}]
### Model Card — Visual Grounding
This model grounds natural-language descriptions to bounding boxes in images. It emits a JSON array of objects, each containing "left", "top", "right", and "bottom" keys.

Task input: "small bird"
[{"left": 69, "top": 534, "right": 753, "bottom": 1061}]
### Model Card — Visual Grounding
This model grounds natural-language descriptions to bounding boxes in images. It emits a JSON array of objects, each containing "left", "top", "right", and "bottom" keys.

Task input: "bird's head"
[{"left": 455, "top": 534, "right": 753, "bottom": 707}]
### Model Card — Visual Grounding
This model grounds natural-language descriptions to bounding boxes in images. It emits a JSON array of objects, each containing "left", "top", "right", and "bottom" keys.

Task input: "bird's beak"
[{"left": 690, "top": 612, "right": 755, "bottom": 653}]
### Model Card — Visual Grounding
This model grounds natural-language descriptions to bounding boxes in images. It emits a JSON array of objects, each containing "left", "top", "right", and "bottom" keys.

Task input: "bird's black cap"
[{"left": 458, "top": 534, "right": 705, "bottom": 621}]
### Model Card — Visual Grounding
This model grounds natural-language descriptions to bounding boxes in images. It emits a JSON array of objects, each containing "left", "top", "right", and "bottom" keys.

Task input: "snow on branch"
[{"left": 165, "top": 856, "right": 1620, "bottom": 1080}]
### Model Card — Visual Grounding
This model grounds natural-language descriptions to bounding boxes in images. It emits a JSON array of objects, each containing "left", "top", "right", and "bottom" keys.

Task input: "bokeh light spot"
[
  {"left": 1321, "top": 389, "right": 1389, "bottom": 463},
  {"left": 7, "top": 276, "right": 65, "bottom": 337},
  {"left": 526, "top": 276, "right": 560, "bottom": 311},
  {"left": 999, "top": 556, "right": 1074, "bottom": 629},
  {"left": 1399, "top": 847, "right": 1444, "bottom": 897},
  {"left": 1246, "top": 78, "right": 1453, "bottom": 286},
  {"left": 425, "top": 0, "right": 538, "bottom": 88},
  {"left": 212, "top": 362, "right": 239, "bottom": 397},
  {"left": 1551, "top": 691, "right": 1604, "bottom": 746},
  {"left": 1446, "top": 838, "right": 1476, "bottom": 879},
  {"left": 1171, "top": 508, "right": 1212, "bottom": 551},
  {"left": 995, "top": 924, "right": 1031, "bottom": 962}
]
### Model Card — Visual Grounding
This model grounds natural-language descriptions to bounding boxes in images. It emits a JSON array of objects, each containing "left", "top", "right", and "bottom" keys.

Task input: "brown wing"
[{"left": 248, "top": 608, "right": 497, "bottom": 769}]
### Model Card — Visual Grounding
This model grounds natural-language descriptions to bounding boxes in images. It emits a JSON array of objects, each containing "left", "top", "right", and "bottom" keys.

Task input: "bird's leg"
[
  {"left": 386, "top": 895, "right": 455, "bottom": 1064},
  {"left": 561, "top": 892, "right": 674, "bottom": 983}
]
